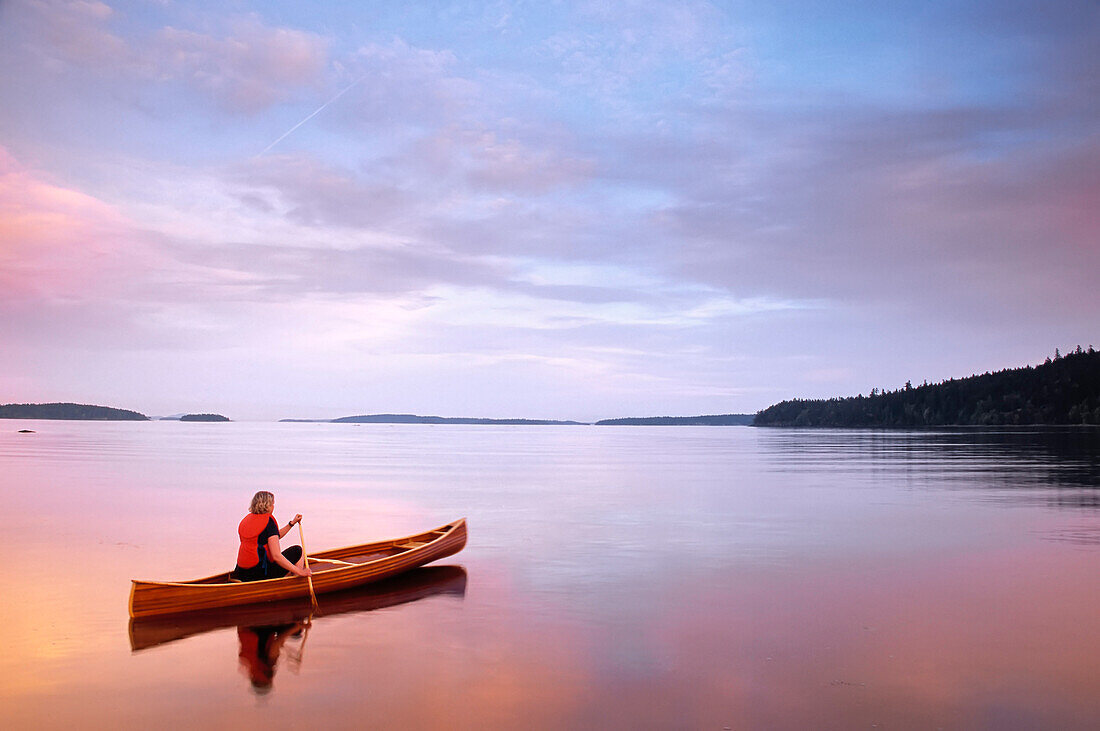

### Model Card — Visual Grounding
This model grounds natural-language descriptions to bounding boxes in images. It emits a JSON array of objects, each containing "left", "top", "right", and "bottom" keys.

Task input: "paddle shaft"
[
  {"left": 307, "top": 556, "right": 357, "bottom": 566},
  {"left": 297, "top": 521, "right": 318, "bottom": 606}
]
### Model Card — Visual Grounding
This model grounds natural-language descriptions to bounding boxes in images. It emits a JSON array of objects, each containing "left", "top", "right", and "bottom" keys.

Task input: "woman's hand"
[
  {"left": 291, "top": 513, "right": 303, "bottom": 526},
  {"left": 298, "top": 565, "right": 313, "bottom": 578}
]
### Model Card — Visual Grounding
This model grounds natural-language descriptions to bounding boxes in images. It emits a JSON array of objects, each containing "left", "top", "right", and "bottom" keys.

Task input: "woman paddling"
[{"left": 232, "top": 491, "right": 313, "bottom": 582}]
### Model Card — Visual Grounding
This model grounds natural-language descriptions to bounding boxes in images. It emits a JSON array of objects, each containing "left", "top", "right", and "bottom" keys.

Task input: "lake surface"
[{"left": 1, "top": 422, "right": 1099, "bottom": 729}]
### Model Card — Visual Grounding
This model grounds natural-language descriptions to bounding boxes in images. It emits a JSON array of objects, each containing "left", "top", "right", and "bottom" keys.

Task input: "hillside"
[
  {"left": 596, "top": 414, "right": 754, "bottom": 426},
  {"left": 331, "top": 413, "right": 586, "bottom": 425},
  {"left": 754, "top": 347, "right": 1100, "bottom": 427},
  {"left": 0, "top": 402, "right": 149, "bottom": 420}
]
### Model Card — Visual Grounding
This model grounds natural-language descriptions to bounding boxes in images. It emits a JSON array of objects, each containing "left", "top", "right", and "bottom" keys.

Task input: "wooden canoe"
[
  {"left": 129, "top": 565, "right": 467, "bottom": 652},
  {"left": 129, "top": 518, "right": 467, "bottom": 618}
]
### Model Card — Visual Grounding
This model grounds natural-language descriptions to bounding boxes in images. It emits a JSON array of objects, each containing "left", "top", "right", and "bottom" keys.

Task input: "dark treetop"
[
  {"left": 179, "top": 413, "right": 231, "bottom": 422},
  {"left": 0, "top": 402, "right": 149, "bottom": 420},
  {"left": 595, "top": 414, "right": 755, "bottom": 426},
  {"left": 754, "top": 347, "right": 1100, "bottom": 427},
  {"left": 330, "top": 413, "right": 586, "bottom": 425}
]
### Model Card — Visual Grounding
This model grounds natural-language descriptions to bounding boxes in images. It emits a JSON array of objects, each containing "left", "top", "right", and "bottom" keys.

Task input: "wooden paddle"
[
  {"left": 308, "top": 556, "right": 358, "bottom": 566},
  {"left": 297, "top": 520, "right": 319, "bottom": 607}
]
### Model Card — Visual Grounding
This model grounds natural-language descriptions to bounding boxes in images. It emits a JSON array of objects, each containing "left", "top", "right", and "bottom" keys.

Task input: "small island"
[
  {"left": 179, "top": 413, "right": 231, "bottom": 422},
  {"left": 0, "top": 402, "right": 149, "bottom": 420},
  {"left": 596, "top": 414, "right": 754, "bottom": 426},
  {"left": 754, "top": 347, "right": 1100, "bottom": 427}
]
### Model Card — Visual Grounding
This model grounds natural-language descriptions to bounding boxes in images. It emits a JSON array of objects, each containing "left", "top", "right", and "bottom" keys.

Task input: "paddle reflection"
[{"left": 130, "top": 565, "right": 466, "bottom": 693}]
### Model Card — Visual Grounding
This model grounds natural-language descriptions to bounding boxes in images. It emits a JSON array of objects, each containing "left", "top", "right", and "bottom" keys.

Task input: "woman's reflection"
[{"left": 237, "top": 619, "right": 309, "bottom": 693}]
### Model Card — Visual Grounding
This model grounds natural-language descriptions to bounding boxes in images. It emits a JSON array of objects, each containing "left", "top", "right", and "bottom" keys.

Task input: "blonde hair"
[{"left": 249, "top": 491, "right": 275, "bottom": 514}]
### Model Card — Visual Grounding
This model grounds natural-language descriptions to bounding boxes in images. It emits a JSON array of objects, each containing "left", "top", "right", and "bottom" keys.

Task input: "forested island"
[
  {"left": 179, "top": 413, "right": 230, "bottom": 422},
  {"left": 755, "top": 347, "right": 1100, "bottom": 427},
  {"left": 596, "top": 414, "right": 754, "bottom": 426},
  {"left": 329, "top": 413, "right": 586, "bottom": 425},
  {"left": 0, "top": 402, "right": 149, "bottom": 420}
]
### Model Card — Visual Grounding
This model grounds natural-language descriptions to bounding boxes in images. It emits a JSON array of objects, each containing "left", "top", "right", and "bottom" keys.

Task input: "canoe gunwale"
[{"left": 128, "top": 518, "right": 466, "bottom": 618}]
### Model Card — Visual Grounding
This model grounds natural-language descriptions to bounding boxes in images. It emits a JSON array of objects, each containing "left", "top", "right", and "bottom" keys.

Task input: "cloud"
[
  {"left": 1, "top": 143, "right": 775, "bottom": 384},
  {"left": 553, "top": 5, "right": 1100, "bottom": 327},
  {"left": 0, "top": 146, "right": 143, "bottom": 303},
  {"left": 0, "top": 147, "right": 231, "bottom": 355},
  {"left": 232, "top": 154, "right": 413, "bottom": 230},
  {"left": 455, "top": 129, "right": 596, "bottom": 193},
  {"left": 228, "top": 143, "right": 597, "bottom": 264},
  {"left": 4, "top": 1, "right": 329, "bottom": 113},
  {"left": 8, "top": 0, "right": 129, "bottom": 69},
  {"left": 336, "top": 39, "right": 477, "bottom": 129},
  {"left": 396, "top": 125, "right": 595, "bottom": 195},
  {"left": 161, "top": 239, "right": 508, "bottom": 301},
  {"left": 0, "top": 148, "right": 328, "bottom": 353},
  {"left": 153, "top": 17, "right": 329, "bottom": 113},
  {"left": 654, "top": 101, "right": 1100, "bottom": 323}
]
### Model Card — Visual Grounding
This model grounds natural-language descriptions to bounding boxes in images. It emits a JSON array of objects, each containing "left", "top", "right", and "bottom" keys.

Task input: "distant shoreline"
[
  {"left": 595, "top": 415, "right": 754, "bottom": 426},
  {"left": 308, "top": 414, "right": 588, "bottom": 425},
  {"left": 10, "top": 348, "right": 1095, "bottom": 428}
]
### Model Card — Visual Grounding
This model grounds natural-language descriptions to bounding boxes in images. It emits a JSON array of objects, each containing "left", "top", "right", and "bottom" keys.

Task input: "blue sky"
[{"left": 0, "top": 1, "right": 1096, "bottom": 420}]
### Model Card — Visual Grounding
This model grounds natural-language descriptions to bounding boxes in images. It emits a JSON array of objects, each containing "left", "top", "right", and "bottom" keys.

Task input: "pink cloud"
[
  {"left": 12, "top": 0, "right": 129, "bottom": 68},
  {"left": 155, "top": 18, "right": 329, "bottom": 113},
  {"left": 8, "top": 2, "right": 329, "bottom": 113},
  {"left": 0, "top": 147, "right": 140, "bottom": 302}
]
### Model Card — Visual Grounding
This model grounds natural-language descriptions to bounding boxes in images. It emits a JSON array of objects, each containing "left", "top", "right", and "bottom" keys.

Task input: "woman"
[{"left": 233, "top": 491, "right": 313, "bottom": 582}]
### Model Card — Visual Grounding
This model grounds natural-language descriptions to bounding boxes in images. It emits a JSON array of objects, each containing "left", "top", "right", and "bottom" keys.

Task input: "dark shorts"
[{"left": 233, "top": 545, "right": 304, "bottom": 582}]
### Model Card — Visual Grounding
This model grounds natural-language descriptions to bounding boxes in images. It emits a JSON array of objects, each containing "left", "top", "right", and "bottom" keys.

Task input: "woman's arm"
[
  {"left": 264, "top": 620, "right": 307, "bottom": 661},
  {"left": 267, "top": 535, "right": 312, "bottom": 577},
  {"left": 278, "top": 514, "right": 303, "bottom": 539}
]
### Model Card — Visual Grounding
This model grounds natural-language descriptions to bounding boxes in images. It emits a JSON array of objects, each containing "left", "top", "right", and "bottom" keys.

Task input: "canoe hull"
[
  {"left": 129, "top": 565, "right": 467, "bottom": 652},
  {"left": 129, "top": 519, "right": 466, "bottom": 618}
]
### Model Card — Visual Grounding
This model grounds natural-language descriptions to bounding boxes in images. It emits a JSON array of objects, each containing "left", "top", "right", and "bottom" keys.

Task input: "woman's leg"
[
  {"left": 263, "top": 546, "right": 304, "bottom": 579},
  {"left": 233, "top": 564, "right": 267, "bottom": 582}
]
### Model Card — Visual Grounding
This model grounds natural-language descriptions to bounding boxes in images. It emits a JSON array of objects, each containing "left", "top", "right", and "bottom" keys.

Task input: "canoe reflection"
[{"left": 128, "top": 565, "right": 466, "bottom": 654}]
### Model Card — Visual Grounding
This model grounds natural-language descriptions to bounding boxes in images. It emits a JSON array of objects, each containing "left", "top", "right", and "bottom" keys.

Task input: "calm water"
[{"left": 2, "top": 422, "right": 1099, "bottom": 729}]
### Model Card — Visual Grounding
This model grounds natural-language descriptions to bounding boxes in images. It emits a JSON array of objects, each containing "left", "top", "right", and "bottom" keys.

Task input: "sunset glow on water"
[{"left": 2, "top": 422, "right": 1098, "bottom": 728}]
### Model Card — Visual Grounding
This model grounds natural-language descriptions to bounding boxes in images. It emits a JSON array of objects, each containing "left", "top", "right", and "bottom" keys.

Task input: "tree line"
[
  {"left": 754, "top": 346, "right": 1100, "bottom": 427},
  {"left": 596, "top": 414, "right": 754, "bottom": 425},
  {"left": 0, "top": 402, "right": 149, "bottom": 420}
]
